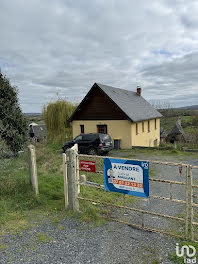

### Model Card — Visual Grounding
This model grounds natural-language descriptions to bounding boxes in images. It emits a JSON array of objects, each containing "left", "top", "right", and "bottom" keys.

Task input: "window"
[
  {"left": 80, "top": 124, "right": 84, "bottom": 134},
  {"left": 136, "top": 123, "right": 138, "bottom": 135},
  {"left": 74, "top": 135, "right": 82, "bottom": 142},
  {"left": 155, "top": 119, "right": 157, "bottom": 130},
  {"left": 97, "top": 125, "right": 107, "bottom": 134},
  {"left": 142, "top": 122, "right": 144, "bottom": 133},
  {"left": 148, "top": 120, "right": 150, "bottom": 132},
  {"left": 82, "top": 134, "right": 95, "bottom": 141}
]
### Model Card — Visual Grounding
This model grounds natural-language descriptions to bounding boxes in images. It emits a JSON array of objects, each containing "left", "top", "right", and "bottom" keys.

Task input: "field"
[
  {"left": 24, "top": 114, "right": 44, "bottom": 125},
  {"left": 161, "top": 115, "right": 196, "bottom": 134}
]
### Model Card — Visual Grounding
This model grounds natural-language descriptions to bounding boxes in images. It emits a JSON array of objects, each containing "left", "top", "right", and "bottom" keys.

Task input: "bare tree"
[{"left": 150, "top": 100, "right": 173, "bottom": 117}]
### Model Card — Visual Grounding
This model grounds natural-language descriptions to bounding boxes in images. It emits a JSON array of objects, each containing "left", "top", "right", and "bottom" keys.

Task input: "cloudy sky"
[{"left": 1, "top": 0, "right": 198, "bottom": 112}]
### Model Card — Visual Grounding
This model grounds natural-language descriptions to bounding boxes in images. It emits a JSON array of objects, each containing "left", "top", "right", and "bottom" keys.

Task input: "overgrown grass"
[
  {"left": 1, "top": 142, "right": 145, "bottom": 233},
  {"left": 0, "top": 242, "right": 8, "bottom": 250},
  {"left": 0, "top": 142, "right": 66, "bottom": 234},
  {"left": 36, "top": 232, "right": 54, "bottom": 243}
]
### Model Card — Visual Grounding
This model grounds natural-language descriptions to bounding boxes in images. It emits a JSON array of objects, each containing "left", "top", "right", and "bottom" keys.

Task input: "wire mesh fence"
[{"left": 64, "top": 151, "right": 198, "bottom": 241}]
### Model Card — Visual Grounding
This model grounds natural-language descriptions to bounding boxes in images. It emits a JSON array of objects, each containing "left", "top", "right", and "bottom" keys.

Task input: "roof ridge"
[
  {"left": 96, "top": 82, "right": 136, "bottom": 94},
  {"left": 69, "top": 83, "right": 162, "bottom": 122}
]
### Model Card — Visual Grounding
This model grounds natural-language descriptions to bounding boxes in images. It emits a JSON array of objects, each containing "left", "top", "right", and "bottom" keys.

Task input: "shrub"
[
  {"left": 43, "top": 99, "right": 77, "bottom": 143},
  {"left": 0, "top": 135, "right": 13, "bottom": 158},
  {"left": 0, "top": 70, "right": 28, "bottom": 154},
  {"left": 192, "top": 115, "right": 198, "bottom": 126},
  {"left": 159, "top": 142, "right": 175, "bottom": 150}
]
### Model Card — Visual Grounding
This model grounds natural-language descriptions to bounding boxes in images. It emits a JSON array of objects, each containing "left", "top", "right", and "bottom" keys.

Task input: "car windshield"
[
  {"left": 99, "top": 134, "right": 111, "bottom": 142},
  {"left": 74, "top": 135, "right": 82, "bottom": 141}
]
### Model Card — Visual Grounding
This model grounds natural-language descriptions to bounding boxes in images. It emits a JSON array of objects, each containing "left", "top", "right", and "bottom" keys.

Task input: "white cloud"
[{"left": 0, "top": 0, "right": 198, "bottom": 112}]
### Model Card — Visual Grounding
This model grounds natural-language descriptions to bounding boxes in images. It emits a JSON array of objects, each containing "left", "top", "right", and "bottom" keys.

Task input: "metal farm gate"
[{"left": 63, "top": 146, "right": 198, "bottom": 242}]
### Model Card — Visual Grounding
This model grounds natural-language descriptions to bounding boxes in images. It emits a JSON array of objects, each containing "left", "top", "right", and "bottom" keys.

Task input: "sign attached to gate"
[
  {"left": 103, "top": 158, "right": 149, "bottom": 197},
  {"left": 80, "top": 160, "right": 96, "bottom": 172}
]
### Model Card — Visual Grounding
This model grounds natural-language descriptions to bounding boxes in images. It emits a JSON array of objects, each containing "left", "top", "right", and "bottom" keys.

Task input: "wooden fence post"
[
  {"left": 70, "top": 144, "right": 80, "bottom": 194},
  {"left": 67, "top": 147, "right": 79, "bottom": 211},
  {"left": 185, "top": 165, "right": 194, "bottom": 241},
  {"left": 76, "top": 151, "right": 80, "bottom": 194},
  {"left": 28, "top": 144, "right": 39, "bottom": 196},
  {"left": 185, "top": 165, "right": 189, "bottom": 240},
  {"left": 189, "top": 165, "right": 193, "bottom": 241},
  {"left": 63, "top": 153, "right": 68, "bottom": 209}
]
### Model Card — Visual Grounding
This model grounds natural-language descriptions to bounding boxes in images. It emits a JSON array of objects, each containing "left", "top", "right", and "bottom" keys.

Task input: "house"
[
  {"left": 166, "top": 117, "right": 186, "bottom": 144},
  {"left": 29, "top": 124, "right": 46, "bottom": 142},
  {"left": 68, "top": 83, "right": 162, "bottom": 149}
]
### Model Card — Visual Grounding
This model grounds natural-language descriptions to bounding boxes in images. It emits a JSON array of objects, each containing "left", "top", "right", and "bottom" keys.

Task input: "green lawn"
[
  {"left": 0, "top": 142, "right": 141, "bottom": 233},
  {"left": 0, "top": 142, "right": 66, "bottom": 234}
]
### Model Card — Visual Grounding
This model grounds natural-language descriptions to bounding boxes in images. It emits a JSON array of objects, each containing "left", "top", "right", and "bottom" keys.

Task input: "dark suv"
[{"left": 62, "top": 133, "right": 113, "bottom": 155}]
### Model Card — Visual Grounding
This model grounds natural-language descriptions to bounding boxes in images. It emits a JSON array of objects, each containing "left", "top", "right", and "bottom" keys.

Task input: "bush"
[
  {"left": 192, "top": 115, "right": 198, "bottom": 126},
  {"left": 159, "top": 142, "right": 175, "bottom": 150},
  {"left": 43, "top": 99, "right": 77, "bottom": 143},
  {"left": 0, "top": 70, "right": 28, "bottom": 154},
  {"left": 0, "top": 136, "right": 13, "bottom": 158}
]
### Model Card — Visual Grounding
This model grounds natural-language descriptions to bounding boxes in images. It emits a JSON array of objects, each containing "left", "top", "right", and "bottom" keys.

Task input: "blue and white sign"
[{"left": 104, "top": 158, "right": 149, "bottom": 197}]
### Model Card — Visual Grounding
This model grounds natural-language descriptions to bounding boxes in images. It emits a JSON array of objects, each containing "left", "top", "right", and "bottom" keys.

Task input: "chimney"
[{"left": 137, "top": 86, "right": 141, "bottom": 96}]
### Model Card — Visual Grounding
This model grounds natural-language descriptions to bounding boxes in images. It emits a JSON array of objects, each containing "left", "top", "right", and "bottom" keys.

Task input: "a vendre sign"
[{"left": 103, "top": 158, "right": 149, "bottom": 197}]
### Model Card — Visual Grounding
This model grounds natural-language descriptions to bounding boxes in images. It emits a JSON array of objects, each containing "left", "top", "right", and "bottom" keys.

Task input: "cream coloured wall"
[
  {"left": 72, "top": 118, "right": 160, "bottom": 149},
  {"left": 131, "top": 118, "right": 160, "bottom": 147},
  {"left": 72, "top": 120, "right": 132, "bottom": 149}
]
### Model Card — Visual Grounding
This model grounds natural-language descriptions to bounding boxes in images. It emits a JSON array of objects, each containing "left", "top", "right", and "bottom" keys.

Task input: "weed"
[
  {"left": 151, "top": 260, "right": 159, "bottom": 264},
  {"left": 0, "top": 243, "right": 8, "bottom": 250},
  {"left": 141, "top": 245, "right": 160, "bottom": 264},
  {"left": 58, "top": 225, "right": 65, "bottom": 230},
  {"left": 36, "top": 232, "right": 53, "bottom": 243}
]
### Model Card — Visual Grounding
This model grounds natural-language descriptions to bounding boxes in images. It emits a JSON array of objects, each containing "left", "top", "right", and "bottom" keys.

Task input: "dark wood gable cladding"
[{"left": 71, "top": 84, "right": 129, "bottom": 121}]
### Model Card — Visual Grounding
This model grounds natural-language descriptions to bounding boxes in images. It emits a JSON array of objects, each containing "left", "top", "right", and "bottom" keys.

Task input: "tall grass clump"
[{"left": 43, "top": 99, "right": 77, "bottom": 143}]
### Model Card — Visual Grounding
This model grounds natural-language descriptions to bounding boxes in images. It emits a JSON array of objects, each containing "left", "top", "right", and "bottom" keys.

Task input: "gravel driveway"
[
  {"left": 1, "top": 153, "right": 198, "bottom": 264},
  {"left": 1, "top": 218, "right": 176, "bottom": 264}
]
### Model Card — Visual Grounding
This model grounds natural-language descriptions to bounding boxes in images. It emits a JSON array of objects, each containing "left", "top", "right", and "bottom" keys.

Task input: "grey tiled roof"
[
  {"left": 30, "top": 125, "right": 46, "bottom": 138},
  {"left": 160, "top": 127, "right": 168, "bottom": 138},
  {"left": 168, "top": 121, "right": 186, "bottom": 137},
  {"left": 96, "top": 83, "right": 162, "bottom": 122}
]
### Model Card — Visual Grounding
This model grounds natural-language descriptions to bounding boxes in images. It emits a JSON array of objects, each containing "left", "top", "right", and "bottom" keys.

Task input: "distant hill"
[
  {"left": 176, "top": 105, "right": 198, "bottom": 110},
  {"left": 23, "top": 113, "right": 42, "bottom": 116}
]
